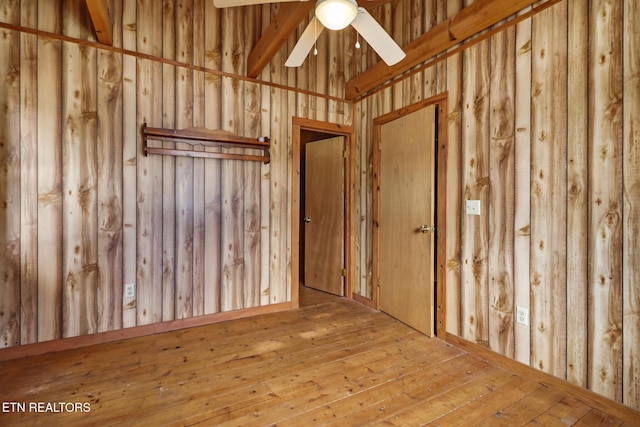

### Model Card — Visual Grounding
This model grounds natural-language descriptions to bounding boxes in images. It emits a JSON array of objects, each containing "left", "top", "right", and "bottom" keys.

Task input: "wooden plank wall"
[
  {"left": 0, "top": 0, "right": 351, "bottom": 349},
  {"left": 0, "top": 0, "right": 21, "bottom": 348},
  {"left": 351, "top": 0, "right": 640, "bottom": 411},
  {"left": 530, "top": 1, "right": 568, "bottom": 380},
  {"left": 623, "top": 0, "right": 640, "bottom": 407}
]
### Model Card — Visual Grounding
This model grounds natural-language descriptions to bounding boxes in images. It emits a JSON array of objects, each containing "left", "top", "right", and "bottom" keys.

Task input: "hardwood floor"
[{"left": 0, "top": 286, "right": 638, "bottom": 426}]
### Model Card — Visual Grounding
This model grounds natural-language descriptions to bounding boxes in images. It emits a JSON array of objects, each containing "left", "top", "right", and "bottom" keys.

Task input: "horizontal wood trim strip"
[
  {"left": 292, "top": 117, "right": 354, "bottom": 135},
  {"left": 0, "top": 302, "right": 294, "bottom": 362},
  {"left": 445, "top": 333, "right": 640, "bottom": 423},
  {"left": 0, "top": 21, "right": 352, "bottom": 105}
]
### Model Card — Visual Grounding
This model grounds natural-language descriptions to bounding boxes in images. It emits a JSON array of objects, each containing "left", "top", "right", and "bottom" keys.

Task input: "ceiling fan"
[{"left": 213, "top": 0, "right": 406, "bottom": 67}]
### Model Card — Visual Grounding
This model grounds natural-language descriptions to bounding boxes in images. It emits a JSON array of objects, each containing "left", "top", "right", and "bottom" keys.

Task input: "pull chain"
[
  {"left": 314, "top": 19, "right": 318, "bottom": 55},
  {"left": 355, "top": 10, "right": 360, "bottom": 49}
]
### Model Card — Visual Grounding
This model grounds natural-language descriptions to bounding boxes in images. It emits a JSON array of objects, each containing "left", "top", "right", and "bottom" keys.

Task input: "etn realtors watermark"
[{"left": 2, "top": 401, "right": 91, "bottom": 413}]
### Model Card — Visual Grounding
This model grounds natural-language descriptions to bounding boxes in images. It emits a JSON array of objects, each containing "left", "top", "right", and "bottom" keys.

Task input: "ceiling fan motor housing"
[{"left": 315, "top": 0, "right": 358, "bottom": 30}]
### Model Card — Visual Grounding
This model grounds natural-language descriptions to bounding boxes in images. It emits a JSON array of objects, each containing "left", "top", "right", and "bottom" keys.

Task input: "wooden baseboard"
[
  {"left": 445, "top": 333, "right": 640, "bottom": 422},
  {"left": 0, "top": 302, "right": 293, "bottom": 362}
]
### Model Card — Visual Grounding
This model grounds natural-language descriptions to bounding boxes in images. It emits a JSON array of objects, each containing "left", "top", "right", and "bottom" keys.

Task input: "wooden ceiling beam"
[
  {"left": 345, "top": 0, "right": 540, "bottom": 99},
  {"left": 246, "top": 0, "right": 393, "bottom": 79},
  {"left": 85, "top": 0, "right": 113, "bottom": 45},
  {"left": 247, "top": 2, "right": 315, "bottom": 78}
]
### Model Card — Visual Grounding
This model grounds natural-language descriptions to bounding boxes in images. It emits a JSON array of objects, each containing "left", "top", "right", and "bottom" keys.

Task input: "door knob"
[
  {"left": 418, "top": 224, "right": 434, "bottom": 234},
  {"left": 303, "top": 217, "right": 311, "bottom": 223}
]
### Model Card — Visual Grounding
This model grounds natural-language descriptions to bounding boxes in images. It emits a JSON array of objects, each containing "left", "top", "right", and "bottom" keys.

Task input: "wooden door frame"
[
  {"left": 292, "top": 117, "right": 355, "bottom": 306},
  {"left": 372, "top": 93, "right": 448, "bottom": 338}
]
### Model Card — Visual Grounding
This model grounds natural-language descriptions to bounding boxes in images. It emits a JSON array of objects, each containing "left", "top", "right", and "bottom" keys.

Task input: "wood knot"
[
  {"left": 518, "top": 40, "right": 531, "bottom": 55},
  {"left": 517, "top": 225, "right": 530, "bottom": 236},
  {"left": 568, "top": 182, "right": 582, "bottom": 196},
  {"left": 531, "top": 272, "right": 541, "bottom": 286},
  {"left": 604, "top": 211, "right": 620, "bottom": 227},
  {"left": 447, "top": 259, "right": 460, "bottom": 269}
]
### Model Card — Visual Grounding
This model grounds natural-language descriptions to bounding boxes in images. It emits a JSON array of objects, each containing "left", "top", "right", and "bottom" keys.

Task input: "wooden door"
[
  {"left": 304, "top": 136, "right": 345, "bottom": 295},
  {"left": 378, "top": 105, "right": 436, "bottom": 336}
]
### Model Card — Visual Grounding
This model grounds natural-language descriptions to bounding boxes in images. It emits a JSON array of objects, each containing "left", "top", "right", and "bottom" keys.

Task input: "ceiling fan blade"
[
  {"left": 214, "top": 0, "right": 294, "bottom": 8},
  {"left": 350, "top": 8, "right": 405, "bottom": 66},
  {"left": 285, "top": 17, "right": 326, "bottom": 67}
]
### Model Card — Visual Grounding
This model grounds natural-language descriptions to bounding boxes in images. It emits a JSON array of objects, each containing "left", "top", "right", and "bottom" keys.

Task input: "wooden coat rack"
[{"left": 143, "top": 124, "right": 270, "bottom": 163}]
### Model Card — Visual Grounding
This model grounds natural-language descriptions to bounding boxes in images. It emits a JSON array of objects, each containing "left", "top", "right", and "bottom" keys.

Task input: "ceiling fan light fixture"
[{"left": 315, "top": 0, "right": 358, "bottom": 31}]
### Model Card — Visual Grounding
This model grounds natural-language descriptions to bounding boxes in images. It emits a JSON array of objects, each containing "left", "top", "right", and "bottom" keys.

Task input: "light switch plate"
[{"left": 466, "top": 200, "right": 481, "bottom": 215}]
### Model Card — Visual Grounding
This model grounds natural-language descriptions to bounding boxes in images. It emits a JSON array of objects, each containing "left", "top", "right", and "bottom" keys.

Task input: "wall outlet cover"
[
  {"left": 516, "top": 305, "right": 529, "bottom": 326},
  {"left": 466, "top": 200, "right": 481, "bottom": 215},
  {"left": 125, "top": 283, "right": 135, "bottom": 298}
]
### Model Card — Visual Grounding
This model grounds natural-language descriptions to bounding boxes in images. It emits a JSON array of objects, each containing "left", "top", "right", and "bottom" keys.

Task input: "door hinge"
[
  {"left": 377, "top": 277, "right": 382, "bottom": 287},
  {"left": 341, "top": 268, "right": 347, "bottom": 277},
  {"left": 343, "top": 150, "right": 348, "bottom": 159}
]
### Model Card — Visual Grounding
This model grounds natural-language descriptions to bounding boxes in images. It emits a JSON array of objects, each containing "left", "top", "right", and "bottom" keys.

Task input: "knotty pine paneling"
[
  {"left": 19, "top": 8, "right": 38, "bottom": 345},
  {"left": 203, "top": 0, "right": 224, "bottom": 314},
  {"left": 96, "top": 48, "right": 124, "bottom": 333},
  {"left": 162, "top": 0, "right": 178, "bottom": 321},
  {"left": 513, "top": 4, "right": 532, "bottom": 367},
  {"left": 566, "top": 0, "right": 589, "bottom": 388},
  {"left": 444, "top": 0, "right": 463, "bottom": 336},
  {"left": 175, "top": 0, "right": 196, "bottom": 319},
  {"left": 0, "top": 8, "right": 20, "bottom": 348},
  {"left": 530, "top": 1, "right": 568, "bottom": 379},
  {"left": 588, "top": 0, "right": 624, "bottom": 402},
  {"left": 121, "top": 0, "right": 138, "bottom": 330},
  {"left": 37, "top": 1, "right": 64, "bottom": 342},
  {"left": 61, "top": 0, "right": 100, "bottom": 340},
  {"left": 243, "top": 5, "right": 263, "bottom": 310},
  {"left": 487, "top": 23, "right": 515, "bottom": 358},
  {"left": 268, "top": 2, "right": 293, "bottom": 304},
  {"left": 259, "top": 14, "right": 271, "bottom": 305},
  {"left": 0, "top": 0, "right": 351, "bottom": 353},
  {"left": 460, "top": 35, "right": 490, "bottom": 346},
  {"left": 623, "top": 0, "right": 640, "bottom": 406},
  {"left": 193, "top": 0, "right": 207, "bottom": 314},
  {"left": 350, "top": 0, "right": 640, "bottom": 411}
]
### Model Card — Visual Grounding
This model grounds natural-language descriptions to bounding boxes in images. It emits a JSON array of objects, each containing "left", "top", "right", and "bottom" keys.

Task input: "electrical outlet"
[
  {"left": 125, "top": 283, "right": 135, "bottom": 299},
  {"left": 465, "top": 200, "right": 481, "bottom": 215},
  {"left": 516, "top": 305, "right": 529, "bottom": 326}
]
